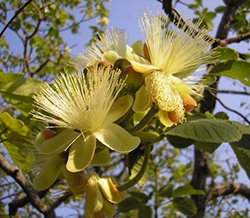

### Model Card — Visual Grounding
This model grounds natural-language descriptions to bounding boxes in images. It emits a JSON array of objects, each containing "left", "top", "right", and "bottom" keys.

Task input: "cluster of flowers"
[{"left": 32, "top": 12, "right": 214, "bottom": 218}]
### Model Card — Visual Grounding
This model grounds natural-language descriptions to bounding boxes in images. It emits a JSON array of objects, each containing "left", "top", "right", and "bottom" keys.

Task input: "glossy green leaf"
[
  {"left": 195, "top": 142, "right": 220, "bottom": 153},
  {"left": 211, "top": 61, "right": 250, "bottom": 86},
  {"left": 0, "top": 112, "right": 29, "bottom": 136},
  {"left": 159, "top": 183, "right": 174, "bottom": 198},
  {"left": 213, "top": 47, "right": 239, "bottom": 62},
  {"left": 138, "top": 205, "right": 152, "bottom": 218},
  {"left": 231, "top": 146, "right": 250, "bottom": 178},
  {"left": 129, "top": 191, "right": 148, "bottom": 204},
  {"left": 172, "top": 184, "right": 205, "bottom": 197},
  {"left": 118, "top": 197, "right": 141, "bottom": 213},
  {"left": 173, "top": 197, "right": 197, "bottom": 216},
  {"left": 167, "top": 119, "right": 242, "bottom": 143},
  {"left": 231, "top": 123, "right": 250, "bottom": 149}
]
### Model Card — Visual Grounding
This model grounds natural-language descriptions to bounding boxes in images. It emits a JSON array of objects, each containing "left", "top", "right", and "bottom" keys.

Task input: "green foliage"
[
  {"left": 118, "top": 192, "right": 152, "bottom": 218},
  {"left": 213, "top": 47, "right": 239, "bottom": 62},
  {"left": 211, "top": 60, "right": 250, "bottom": 86},
  {"left": 173, "top": 197, "right": 197, "bottom": 216},
  {"left": 172, "top": 184, "right": 205, "bottom": 198},
  {"left": 167, "top": 119, "right": 242, "bottom": 144},
  {"left": 0, "top": 112, "right": 28, "bottom": 136},
  {"left": 231, "top": 146, "right": 250, "bottom": 178}
]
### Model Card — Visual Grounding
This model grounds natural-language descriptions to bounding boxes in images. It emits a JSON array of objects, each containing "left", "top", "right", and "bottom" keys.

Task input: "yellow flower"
[
  {"left": 84, "top": 174, "right": 124, "bottom": 218},
  {"left": 75, "top": 28, "right": 127, "bottom": 67},
  {"left": 129, "top": 13, "right": 214, "bottom": 126},
  {"left": 33, "top": 66, "right": 140, "bottom": 173}
]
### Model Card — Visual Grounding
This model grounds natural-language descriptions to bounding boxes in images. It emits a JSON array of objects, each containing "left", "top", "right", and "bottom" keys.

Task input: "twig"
[
  {"left": 218, "top": 31, "right": 250, "bottom": 46},
  {"left": 161, "top": 0, "right": 215, "bottom": 43},
  {"left": 117, "top": 145, "right": 151, "bottom": 191},
  {"left": 218, "top": 90, "right": 250, "bottom": 96},
  {"left": 211, "top": 92, "right": 250, "bottom": 125},
  {"left": 130, "top": 105, "right": 158, "bottom": 132},
  {"left": 0, "top": 0, "right": 34, "bottom": 38}
]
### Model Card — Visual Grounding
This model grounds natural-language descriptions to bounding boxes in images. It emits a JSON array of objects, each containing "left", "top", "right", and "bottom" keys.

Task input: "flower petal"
[
  {"left": 105, "top": 95, "right": 133, "bottom": 123},
  {"left": 101, "top": 199, "right": 116, "bottom": 218},
  {"left": 85, "top": 175, "right": 104, "bottom": 217},
  {"left": 103, "top": 50, "right": 120, "bottom": 63},
  {"left": 63, "top": 168, "right": 88, "bottom": 195},
  {"left": 98, "top": 177, "right": 124, "bottom": 204},
  {"left": 131, "top": 40, "right": 144, "bottom": 56},
  {"left": 91, "top": 148, "right": 111, "bottom": 166},
  {"left": 130, "top": 60, "right": 159, "bottom": 74},
  {"left": 33, "top": 155, "right": 64, "bottom": 191},
  {"left": 132, "top": 85, "right": 152, "bottom": 113},
  {"left": 66, "top": 134, "right": 96, "bottom": 172},
  {"left": 95, "top": 123, "right": 140, "bottom": 153},
  {"left": 39, "top": 129, "right": 79, "bottom": 154},
  {"left": 158, "top": 110, "right": 174, "bottom": 127}
]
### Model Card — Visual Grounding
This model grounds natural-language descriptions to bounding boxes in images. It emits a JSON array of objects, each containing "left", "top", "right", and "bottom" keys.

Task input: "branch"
[
  {"left": 0, "top": 0, "right": 34, "bottom": 38},
  {"left": 218, "top": 90, "right": 250, "bottom": 96},
  {"left": 0, "top": 153, "right": 54, "bottom": 217},
  {"left": 129, "top": 105, "right": 158, "bottom": 132},
  {"left": 49, "top": 191, "right": 72, "bottom": 211},
  {"left": 209, "top": 183, "right": 250, "bottom": 200},
  {"left": 117, "top": 144, "right": 151, "bottom": 191},
  {"left": 218, "top": 32, "right": 250, "bottom": 46},
  {"left": 162, "top": 0, "right": 215, "bottom": 43},
  {"left": 9, "top": 191, "right": 48, "bottom": 216}
]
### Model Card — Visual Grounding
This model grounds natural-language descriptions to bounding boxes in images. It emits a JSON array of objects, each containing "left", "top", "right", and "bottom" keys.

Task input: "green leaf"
[
  {"left": 0, "top": 112, "right": 29, "bottom": 136},
  {"left": 167, "top": 135, "right": 193, "bottom": 148},
  {"left": 134, "top": 130, "right": 161, "bottom": 143},
  {"left": 0, "top": 90, "right": 33, "bottom": 103},
  {"left": 129, "top": 154, "right": 149, "bottom": 185},
  {"left": 213, "top": 47, "right": 239, "bottom": 63},
  {"left": 167, "top": 119, "right": 242, "bottom": 143},
  {"left": 231, "top": 123, "right": 250, "bottom": 149},
  {"left": 173, "top": 197, "right": 197, "bottom": 216},
  {"left": 13, "top": 78, "right": 42, "bottom": 96},
  {"left": 118, "top": 197, "right": 141, "bottom": 213},
  {"left": 159, "top": 183, "right": 174, "bottom": 198},
  {"left": 231, "top": 146, "right": 250, "bottom": 178},
  {"left": 211, "top": 61, "right": 250, "bottom": 86},
  {"left": 195, "top": 142, "right": 220, "bottom": 153},
  {"left": 0, "top": 71, "right": 23, "bottom": 91},
  {"left": 172, "top": 184, "right": 205, "bottom": 197},
  {"left": 3, "top": 141, "right": 33, "bottom": 172},
  {"left": 130, "top": 191, "right": 148, "bottom": 204},
  {"left": 138, "top": 205, "right": 152, "bottom": 218}
]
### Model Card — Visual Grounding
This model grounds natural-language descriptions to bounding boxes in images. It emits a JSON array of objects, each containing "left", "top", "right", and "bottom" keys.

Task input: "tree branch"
[
  {"left": 9, "top": 191, "right": 48, "bottom": 216},
  {"left": 209, "top": 183, "right": 250, "bottom": 200},
  {"left": 0, "top": 0, "right": 34, "bottom": 38},
  {"left": 49, "top": 191, "right": 72, "bottom": 211},
  {"left": 218, "top": 31, "right": 250, "bottom": 46},
  {"left": 0, "top": 153, "right": 54, "bottom": 217}
]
